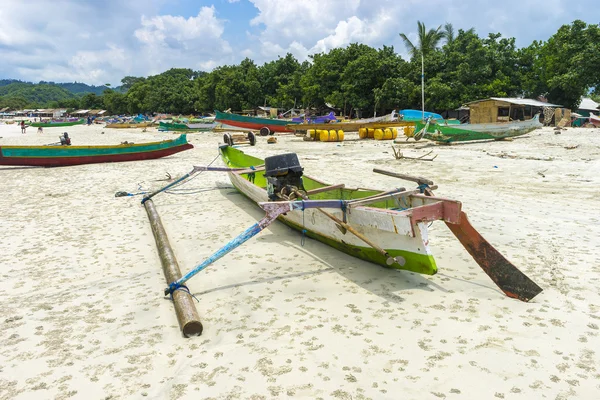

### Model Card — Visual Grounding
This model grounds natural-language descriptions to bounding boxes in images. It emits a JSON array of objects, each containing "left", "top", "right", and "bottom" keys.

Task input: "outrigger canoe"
[
  {"left": 0, "top": 134, "right": 193, "bottom": 167},
  {"left": 105, "top": 122, "right": 156, "bottom": 129},
  {"left": 412, "top": 114, "right": 542, "bottom": 143},
  {"left": 147, "top": 145, "right": 542, "bottom": 302},
  {"left": 30, "top": 119, "right": 85, "bottom": 128},
  {"left": 214, "top": 110, "right": 298, "bottom": 135},
  {"left": 158, "top": 121, "right": 215, "bottom": 132}
]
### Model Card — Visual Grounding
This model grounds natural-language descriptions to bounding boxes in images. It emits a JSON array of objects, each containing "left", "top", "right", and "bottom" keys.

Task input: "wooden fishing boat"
[
  {"left": 215, "top": 110, "right": 298, "bottom": 135},
  {"left": 143, "top": 145, "right": 542, "bottom": 303},
  {"left": 589, "top": 113, "right": 600, "bottom": 127},
  {"left": 0, "top": 134, "right": 193, "bottom": 167},
  {"left": 412, "top": 114, "right": 542, "bottom": 143},
  {"left": 288, "top": 120, "right": 414, "bottom": 133},
  {"left": 30, "top": 119, "right": 85, "bottom": 128},
  {"left": 160, "top": 145, "right": 538, "bottom": 302},
  {"left": 158, "top": 121, "right": 215, "bottom": 132},
  {"left": 105, "top": 121, "right": 156, "bottom": 129},
  {"left": 220, "top": 146, "right": 440, "bottom": 273}
]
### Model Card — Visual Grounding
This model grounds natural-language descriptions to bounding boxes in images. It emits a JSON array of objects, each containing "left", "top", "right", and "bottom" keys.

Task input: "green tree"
[
  {"left": 399, "top": 21, "right": 445, "bottom": 59},
  {"left": 534, "top": 20, "right": 600, "bottom": 109}
]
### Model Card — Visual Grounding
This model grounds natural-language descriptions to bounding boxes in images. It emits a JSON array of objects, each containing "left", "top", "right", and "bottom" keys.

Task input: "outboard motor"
[
  {"left": 59, "top": 132, "right": 71, "bottom": 146},
  {"left": 264, "top": 153, "right": 306, "bottom": 201}
]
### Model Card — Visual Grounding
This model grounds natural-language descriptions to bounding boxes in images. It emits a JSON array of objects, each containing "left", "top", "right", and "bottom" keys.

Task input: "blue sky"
[{"left": 0, "top": 0, "right": 598, "bottom": 86}]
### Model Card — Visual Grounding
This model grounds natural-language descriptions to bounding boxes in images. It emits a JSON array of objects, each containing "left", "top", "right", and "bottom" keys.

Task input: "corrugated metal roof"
[
  {"left": 578, "top": 97, "right": 600, "bottom": 111},
  {"left": 467, "top": 97, "right": 562, "bottom": 107}
]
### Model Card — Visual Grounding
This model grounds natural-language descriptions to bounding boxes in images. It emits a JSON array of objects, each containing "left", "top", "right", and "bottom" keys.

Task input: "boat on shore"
[
  {"left": 0, "top": 134, "right": 193, "bottom": 167},
  {"left": 158, "top": 121, "right": 215, "bottom": 132},
  {"left": 214, "top": 110, "right": 298, "bottom": 135},
  {"left": 589, "top": 113, "right": 600, "bottom": 127},
  {"left": 105, "top": 121, "right": 156, "bottom": 129},
  {"left": 412, "top": 114, "right": 542, "bottom": 143},
  {"left": 174, "top": 145, "right": 541, "bottom": 302},
  {"left": 30, "top": 118, "right": 85, "bottom": 128},
  {"left": 144, "top": 144, "right": 542, "bottom": 302}
]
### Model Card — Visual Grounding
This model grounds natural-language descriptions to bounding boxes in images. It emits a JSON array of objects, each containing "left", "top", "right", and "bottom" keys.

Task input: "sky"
[{"left": 0, "top": 0, "right": 598, "bottom": 86}]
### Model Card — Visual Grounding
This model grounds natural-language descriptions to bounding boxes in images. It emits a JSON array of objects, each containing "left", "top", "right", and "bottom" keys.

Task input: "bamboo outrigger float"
[
  {"left": 144, "top": 199, "right": 203, "bottom": 337},
  {"left": 145, "top": 145, "right": 542, "bottom": 308}
]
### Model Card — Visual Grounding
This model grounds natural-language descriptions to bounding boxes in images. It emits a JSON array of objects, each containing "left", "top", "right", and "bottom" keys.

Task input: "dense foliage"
[{"left": 1, "top": 20, "right": 598, "bottom": 115}]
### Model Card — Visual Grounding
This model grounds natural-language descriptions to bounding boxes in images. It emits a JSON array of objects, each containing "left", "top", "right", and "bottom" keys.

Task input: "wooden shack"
[{"left": 465, "top": 97, "right": 561, "bottom": 124}]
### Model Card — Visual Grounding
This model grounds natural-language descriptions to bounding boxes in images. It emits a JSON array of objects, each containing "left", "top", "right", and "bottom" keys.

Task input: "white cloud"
[
  {"left": 132, "top": 6, "right": 232, "bottom": 75},
  {"left": 247, "top": 0, "right": 416, "bottom": 62},
  {"left": 0, "top": 0, "right": 598, "bottom": 85},
  {"left": 0, "top": 1, "right": 233, "bottom": 85}
]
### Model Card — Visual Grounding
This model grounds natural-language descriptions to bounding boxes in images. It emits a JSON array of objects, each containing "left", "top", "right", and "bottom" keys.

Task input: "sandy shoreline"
[{"left": 1, "top": 123, "right": 599, "bottom": 399}]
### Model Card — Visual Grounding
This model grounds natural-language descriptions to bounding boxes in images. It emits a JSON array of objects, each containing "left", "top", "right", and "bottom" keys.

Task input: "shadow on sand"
[{"left": 189, "top": 187, "right": 453, "bottom": 304}]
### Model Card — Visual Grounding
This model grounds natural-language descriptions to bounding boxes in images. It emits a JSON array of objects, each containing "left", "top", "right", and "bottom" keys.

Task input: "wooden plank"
[
  {"left": 288, "top": 120, "right": 415, "bottom": 132},
  {"left": 422, "top": 188, "right": 542, "bottom": 302},
  {"left": 347, "top": 186, "right": 438, "bottom": 208},
  {"left": 306, "top": 183, "right": 345, "bottom": 196},
  {"left": 409, "top": 194, "right": 462, "bottom": 224},
  {"left": 372, "top": 168, "right": 434, "bottom": 186}
]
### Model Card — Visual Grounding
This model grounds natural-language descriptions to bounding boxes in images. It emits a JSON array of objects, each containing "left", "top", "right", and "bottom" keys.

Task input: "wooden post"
[{"left": 144, "top": 199, "right": 203, "bottom": 337}]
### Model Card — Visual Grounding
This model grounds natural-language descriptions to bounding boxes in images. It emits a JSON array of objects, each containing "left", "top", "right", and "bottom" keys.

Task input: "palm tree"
[
  {"left": 443, "top": 23, "right": 455, "bottom": 46},
  {"left": 399, "top": 21, "right": 445, "bottom": 59},
  {"left": 442, "top": 23, "right": 477, "bottom": 47},
  {"left": 399, "top": 21, "right": 446, "bottom": 118}
]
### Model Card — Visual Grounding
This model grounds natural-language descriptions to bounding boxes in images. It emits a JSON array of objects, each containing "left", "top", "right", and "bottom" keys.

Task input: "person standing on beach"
[{"left": 20, "top": 121, "right": 26, "bottom": 134}]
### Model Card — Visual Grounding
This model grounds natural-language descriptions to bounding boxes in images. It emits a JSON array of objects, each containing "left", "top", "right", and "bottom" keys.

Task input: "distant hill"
[
  {"left": 41, "top": 81, "right": 109, "bottom": 95},
  {"left": 0, "top": 82, "right": 75, "bottom": 103},
  {"left": 0, "top": 79, "right": 115, "bottom": 96}
]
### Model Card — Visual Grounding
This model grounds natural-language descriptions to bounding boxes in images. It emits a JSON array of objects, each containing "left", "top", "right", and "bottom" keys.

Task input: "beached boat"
[
  {"left": 105, "top": 121, "right": 156, "bottom": 129},
  {"left": 400, "top": 109, "right": 460, "bottom": 124},
  {"left": 412, "top": 114, "right": 542, "bottom": 143},
  {"left": 158, "top": 121, "right": 215, "bottom": 132},
  {"left": 589, "top": 113, "right": 600, "bottom": 127},
  {"left": 291, "top": 112, "right": 337, "bottom": 124},
  {"left": 149, "top": 146, "right": 542, "bottom": 302},
  {"left": 147, "top": 146, "right": 542, "bottom": 301},
  {"left": 214, "top": 110, "right": 298, "bottom": 135},
  {"left": 30, "top": 119, "right": 85, "bottom": 128},
  {"left": 0, "top": 134, "right": 193, "bottom": 167}
]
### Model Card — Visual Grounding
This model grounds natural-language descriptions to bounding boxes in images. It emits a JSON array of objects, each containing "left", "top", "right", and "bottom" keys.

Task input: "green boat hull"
[
  {"left": 158, "top": 122, "right": 214, "bottom": 132},
  {"left": 415, "top": 114, "right": 542, "bottom": 143},
  {"left": 0, "top": 134, "right": 193, "bottom": 167},
  {"left": 214, "top": 110, "right": 298, "bottom": 133},
  {"left": 220, "top": 146, "right": 438, "bottom": 275},
  {"left": 30, "top": 119, "right": 85, "bottom": 128}
]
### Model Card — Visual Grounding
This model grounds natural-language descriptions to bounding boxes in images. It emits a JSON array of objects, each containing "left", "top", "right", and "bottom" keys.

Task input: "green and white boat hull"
[
  {"left": 415, "top": 114, "right": 542, "bottom": 143},
  {"left": 220, "top": 146, "right": 440, "bottom": 275}
]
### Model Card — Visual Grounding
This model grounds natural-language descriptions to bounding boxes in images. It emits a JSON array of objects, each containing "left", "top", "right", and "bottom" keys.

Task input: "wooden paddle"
[
  {"left": 439, "top": 205, "right": 543, "bottom": 301},
  {"left": 372, "top": 168, "right": 542, "bottom": 301}
]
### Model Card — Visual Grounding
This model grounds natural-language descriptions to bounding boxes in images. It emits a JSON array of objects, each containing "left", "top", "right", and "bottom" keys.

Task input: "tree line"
[{"left": 1, "top": 20, "right": 598, "bottom": 115}]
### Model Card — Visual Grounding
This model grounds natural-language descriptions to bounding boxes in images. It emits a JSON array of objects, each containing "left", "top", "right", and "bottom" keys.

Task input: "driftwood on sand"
[{"left": 391, "top": 146, "right": 437, "bottom": 161}]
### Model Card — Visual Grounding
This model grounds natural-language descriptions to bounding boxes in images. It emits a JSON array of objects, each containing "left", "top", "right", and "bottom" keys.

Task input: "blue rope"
[
  {"left": 166, "top": 284, "right": 199, "bottom": 303},
  {"left": 418, "top": 183, "right": 429, "bottom": 193},
  {"left": 340, "top": 200, "right": 347, "bottom": 223}
]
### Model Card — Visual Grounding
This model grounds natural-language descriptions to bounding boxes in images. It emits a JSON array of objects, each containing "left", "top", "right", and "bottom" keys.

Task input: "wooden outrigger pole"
[{"left": 144, "top": 199, "right": 203, "bottom": 337}]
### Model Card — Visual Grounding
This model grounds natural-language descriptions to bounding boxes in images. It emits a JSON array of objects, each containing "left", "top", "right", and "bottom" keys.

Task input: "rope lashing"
[
  {"left": 165, "top": 284, "right": 199, "bottom": 303},
  {"left": 418, "top": 183, "right": 429, "bottom": 193},
  {"left": 340, "top": 200, "right": 348, "bottom": 223}
]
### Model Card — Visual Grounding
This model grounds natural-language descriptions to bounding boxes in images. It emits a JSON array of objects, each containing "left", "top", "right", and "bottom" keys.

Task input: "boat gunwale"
[{"left": 0, "top": 134, "right": 188, "bottom": 151}]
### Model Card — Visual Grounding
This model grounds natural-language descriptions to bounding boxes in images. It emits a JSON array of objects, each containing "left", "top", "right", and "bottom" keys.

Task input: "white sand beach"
[{"left": 1, "top": 123, "right": 599, "bottom": 399}]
